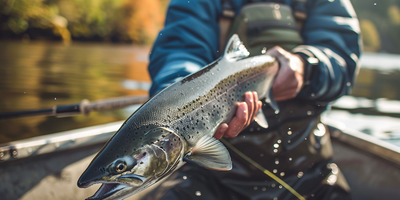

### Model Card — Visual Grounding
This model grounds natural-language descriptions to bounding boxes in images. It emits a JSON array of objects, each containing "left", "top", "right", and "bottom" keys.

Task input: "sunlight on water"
[{"left": 0, "top": 41, "right": 151, "bottom": 143}]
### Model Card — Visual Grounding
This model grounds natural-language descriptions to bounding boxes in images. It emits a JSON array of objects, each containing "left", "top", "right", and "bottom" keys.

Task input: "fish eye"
[
  {"left": 116, "top": 162, "right": 127, "bottom": 173},
  {"left": 111, "top": 156, "right": 137, "bottom": 174}
]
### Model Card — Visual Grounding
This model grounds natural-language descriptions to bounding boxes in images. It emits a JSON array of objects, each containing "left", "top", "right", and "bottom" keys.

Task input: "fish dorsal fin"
[
  {"left": 183, "top": 135, "right": 232, "bottom": 171},
  {"left": 223, "top": 34, "right": 250, "bottom": 60}
]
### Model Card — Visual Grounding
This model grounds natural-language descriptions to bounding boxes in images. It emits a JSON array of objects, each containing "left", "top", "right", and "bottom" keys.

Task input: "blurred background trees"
[
  {"left": 0, "top": 0, "right": 400, "bottom": 53},
  {"left": 0, "top": 0, "right": 169, "bottom": 44}
]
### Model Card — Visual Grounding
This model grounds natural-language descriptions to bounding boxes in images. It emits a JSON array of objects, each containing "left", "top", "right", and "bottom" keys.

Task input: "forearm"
[
  {"left": 294, "top": 0, "right": 361, "bottom": 102},
  {"left": 148, "top": 0, "right": 222, "bottom": 96}
]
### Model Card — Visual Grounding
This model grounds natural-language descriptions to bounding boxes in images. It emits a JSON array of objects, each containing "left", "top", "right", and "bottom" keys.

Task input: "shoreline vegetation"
[
  {"left": 0, "top": 0, "right": 169, "bottom": 45},
  {"left": 0, "top": 0, "right": 400, "bottom": 53}
]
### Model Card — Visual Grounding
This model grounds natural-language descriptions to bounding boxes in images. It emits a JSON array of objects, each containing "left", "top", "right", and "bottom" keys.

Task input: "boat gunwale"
[{"left": 323, "top": 117, "right": 400, "bottom": 166}]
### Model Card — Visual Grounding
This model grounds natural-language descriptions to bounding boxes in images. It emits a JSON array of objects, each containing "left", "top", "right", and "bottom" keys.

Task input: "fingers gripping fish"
[{"left": 77, "top": 35, "right": 279, "bottom": 200}]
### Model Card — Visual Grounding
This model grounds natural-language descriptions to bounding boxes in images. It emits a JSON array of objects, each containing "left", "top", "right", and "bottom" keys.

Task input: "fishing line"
[{"left": 220, "top": 138, "right": 305, "bottom": 200}]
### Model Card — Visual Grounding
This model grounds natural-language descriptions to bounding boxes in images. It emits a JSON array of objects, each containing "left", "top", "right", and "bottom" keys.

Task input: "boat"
[{"left": 1, "top": 104, "right": 400, "bottom": 200}]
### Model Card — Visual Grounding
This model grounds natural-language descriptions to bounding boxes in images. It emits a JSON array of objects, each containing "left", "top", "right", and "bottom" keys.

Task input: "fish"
[{"left": 77, "top": 34, "right": 279, "bottom": 200}]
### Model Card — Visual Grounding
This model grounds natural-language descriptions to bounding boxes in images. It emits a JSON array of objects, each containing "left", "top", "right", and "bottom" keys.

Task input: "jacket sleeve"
[
  {"left": 147, "top": 0, "right": 222, "bottom": 96},
  {"left": 293, "top": 0, "right": 362, "bottom": 102}
]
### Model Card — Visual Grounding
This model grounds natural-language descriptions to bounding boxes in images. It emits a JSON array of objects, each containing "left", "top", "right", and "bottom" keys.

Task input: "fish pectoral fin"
[
  {"left": 183, "top": 136, "right": 232, "bottom": 171},
  {"left": 255, "top": 109, "right": 269, "bottom": 129},
  {"left": 223, "top": 34, "right": 250, "bottom": 60}
]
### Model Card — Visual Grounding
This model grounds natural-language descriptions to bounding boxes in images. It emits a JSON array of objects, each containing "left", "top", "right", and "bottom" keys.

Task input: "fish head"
[{"left": 78, "top": 126, "right": 185, "bottom": 200}]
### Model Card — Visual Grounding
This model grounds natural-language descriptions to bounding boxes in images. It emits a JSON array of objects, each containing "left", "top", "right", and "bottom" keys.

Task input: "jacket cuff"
[{"left": 292, "top": 46, "right": 320, "bottom": 86}]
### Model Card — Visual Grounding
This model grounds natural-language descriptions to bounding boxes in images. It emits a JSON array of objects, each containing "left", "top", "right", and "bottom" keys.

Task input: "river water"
[
  {"left": 0, "top": 41, "right": 151, "bottom": 143},
  {"left": 1, "top": 41, "right": 400, "bottom": 146}
]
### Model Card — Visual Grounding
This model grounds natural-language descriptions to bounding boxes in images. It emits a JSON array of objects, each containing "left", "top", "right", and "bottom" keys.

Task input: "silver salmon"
[{"left": 77, "top": 34, "right": 278, "bottom": 200}]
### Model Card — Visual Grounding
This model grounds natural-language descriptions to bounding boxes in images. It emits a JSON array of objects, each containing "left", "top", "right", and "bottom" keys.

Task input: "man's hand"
[
  {"left": 214, "top": 92, "right": 262, "bottom": 140},
  {"left": 213, "top": 46, "right": 306, "bottom": 140},
  {"left": 267, "top": 46, "right": 305, "bottom": 102}
]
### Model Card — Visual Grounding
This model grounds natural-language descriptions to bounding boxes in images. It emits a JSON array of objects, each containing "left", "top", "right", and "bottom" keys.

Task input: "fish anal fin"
[
  {"left": 183, "top": 136, "right": 232, "bottom": 171},
  {"left": 266, "top": 89, "right": 280, "bottom": 113},
  {"left": 255, "top": 109, "right": 269, "bottom": 129}
]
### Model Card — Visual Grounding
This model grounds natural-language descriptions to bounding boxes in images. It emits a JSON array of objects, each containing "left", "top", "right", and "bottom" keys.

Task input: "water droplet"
[
  {"left": 24, "top": 92, "right": 26, "bottom": 94},
  {"left": 274, "top": 110, "right": 279, "bottom": 114},
  {"left": 289, "top": 157, "right": 292, "bottom": 161},
  {"left": 311, "top": 93, "right": 315, "bottom": 97},
  {"left": 275, "top": 159, "right": 279, "bottom": 165},
  {"left": 311, "top": 194, "right": 315, "bottom": 197},
  {"left": 261, "top": 47, "right": 267, "bottom": 54},
  {"left": 262, "top": 187, "right": 266, "bottom": 191},
  {"left": 254, "top": 186, "right": 258, "bottom": 190},
  {"left": 297, "top": 171, "right": 304, "bottom": 178},
  {"left": 54, "top": 98, "right": 57, "bottom": 100},
  {"left": 288, "top": 140, "right": 291, "bottom": 143},
  {"left": 195, "top": 191, "right": 201, "bottom": 196},
  {"left": 271, "top": 183, "right": 276, "bottom": 187},
  {"left": 374, "top": 3, "right": 376, "bottom": 5},
  {"left": 277, "top": 139, "right": 281, "bottom": 144},
  {"left": 273, "top": 169, "right": 277, "bottom": 173},
  {"left": 183, "top": 176, "right": 187, "bottom": 180},
  {"left": 307, "top": 111, "right": 312, "bottom": 115},
  {"left": 280, "top": 172, "right": 285, "bottom": 177},
  {"left": 273, "top": 197, "right": 278, "bottom": 200},
  {"left": 273, "top": 143, "right": 279, "bottom": 148},
  {"left": 279, "top": 185, "right": 283, "bottom": 189},
  {"left": 346, "top": 82, "right": 351, "bottom": 86},
  {"left": 287, "top": 131, "right": 292, "bottom": 135},
  {"left": 273, "top": 149, "right": 278, "bottom": 153}
]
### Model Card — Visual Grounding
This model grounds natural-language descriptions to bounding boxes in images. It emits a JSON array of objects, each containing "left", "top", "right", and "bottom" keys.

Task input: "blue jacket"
[{"left": 148, "top": 0, "right": 361, "bottom": 103}]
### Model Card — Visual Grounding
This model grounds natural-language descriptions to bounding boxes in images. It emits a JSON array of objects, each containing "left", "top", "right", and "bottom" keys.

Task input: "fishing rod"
[{"left": 0, "top": 95, "right": 149, "bottom": 120}]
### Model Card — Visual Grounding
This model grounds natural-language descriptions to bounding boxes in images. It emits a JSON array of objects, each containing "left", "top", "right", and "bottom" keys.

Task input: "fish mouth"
[
  {"left": 86, "top": 183, "right": 128, "bottom": 200},
  {"left": 83, "top": 174, "right": 147, "bottom": 200}
]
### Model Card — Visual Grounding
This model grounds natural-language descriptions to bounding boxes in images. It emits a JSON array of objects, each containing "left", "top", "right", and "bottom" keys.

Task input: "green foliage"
[
  {"left": 352, "top": 0, "right": 400, "bottom": 53},
  {"left": 0, "top": 0, "right": 169, "bottom": 44},
  {"left": 360, "top": 20, "right": 381, "bottom": 51}
]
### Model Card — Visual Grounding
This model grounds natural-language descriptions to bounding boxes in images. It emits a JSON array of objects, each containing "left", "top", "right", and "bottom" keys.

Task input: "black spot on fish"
[{"left": 99, "top": 167, "right": 105, "bottom": 172}]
